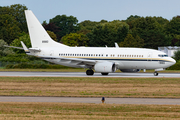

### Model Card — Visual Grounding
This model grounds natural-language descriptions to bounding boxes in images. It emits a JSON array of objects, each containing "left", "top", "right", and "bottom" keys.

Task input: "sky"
[{"left": 1, "top": 0, "right": 180, "bottom": 23}]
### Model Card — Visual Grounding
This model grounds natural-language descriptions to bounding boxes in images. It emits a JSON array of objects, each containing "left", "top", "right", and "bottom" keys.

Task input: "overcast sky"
[{"left": 1, "top": 0, "right": 180, "bottom": 23}]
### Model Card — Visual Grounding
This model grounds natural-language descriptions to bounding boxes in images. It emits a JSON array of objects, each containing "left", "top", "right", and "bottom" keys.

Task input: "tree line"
[
  {"left": 1, "top": 4, "right": 180, "bottom": 49},
  {"left": 1, "top": 4, "right": 180, "bottom": 68}
]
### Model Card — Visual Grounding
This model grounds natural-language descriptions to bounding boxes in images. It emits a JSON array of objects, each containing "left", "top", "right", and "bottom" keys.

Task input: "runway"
[
  {"left": 0, "top": 96, "right": 180, "bottom": 105},
  {"left": 0, "top": 71, "right": 180, "bottom": 77},
  {"left": 0, "top": 72, "right": 180, "bottom": 105}
]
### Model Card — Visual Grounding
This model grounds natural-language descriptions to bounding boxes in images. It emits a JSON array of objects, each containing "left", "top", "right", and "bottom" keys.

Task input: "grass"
[
  {"left": 1, "top": 77, "right": 180, "bottom": 98},
  {"left": 1, "top": 77, "right": 180, "bottom": 119},
  {"left": 0, "top": 102, "right": 180, "bottom": 119}
]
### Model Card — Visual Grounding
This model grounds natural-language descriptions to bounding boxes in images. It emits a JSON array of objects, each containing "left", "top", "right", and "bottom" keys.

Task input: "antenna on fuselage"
[{"left": 115, "top": 43, "right": 119, "bottom": 48}]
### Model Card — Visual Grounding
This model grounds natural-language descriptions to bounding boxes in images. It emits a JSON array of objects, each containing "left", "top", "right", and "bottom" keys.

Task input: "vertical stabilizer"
[{"left": 25, "top": 10, "right": 68, "bottom": 48}]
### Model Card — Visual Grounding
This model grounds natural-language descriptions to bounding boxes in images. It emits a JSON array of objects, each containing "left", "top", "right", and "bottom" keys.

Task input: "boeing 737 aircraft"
[{"left": 7, "top": 10, "right": 176, "bottom": 76}]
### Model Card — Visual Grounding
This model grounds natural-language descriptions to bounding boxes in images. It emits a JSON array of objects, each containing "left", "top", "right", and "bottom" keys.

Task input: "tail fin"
[{"left": 24, "top": 10, "right": 68, "bottom": 48}]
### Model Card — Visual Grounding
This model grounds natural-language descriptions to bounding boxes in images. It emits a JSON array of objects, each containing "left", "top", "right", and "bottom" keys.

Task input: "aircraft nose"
[{"left": 171, "top": 58, "right": 176, "bottom": 65}]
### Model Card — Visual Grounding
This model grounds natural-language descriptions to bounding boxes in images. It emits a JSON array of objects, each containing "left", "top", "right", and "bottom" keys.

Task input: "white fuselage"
[
  {"left": 31, "top": 46, "right": 176, "bottom": 70},
  {"left": 24, "top": 10, "right": 176, "bottom": 75}
]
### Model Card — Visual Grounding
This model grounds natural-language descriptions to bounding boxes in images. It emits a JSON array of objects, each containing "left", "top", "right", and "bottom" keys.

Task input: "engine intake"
[{"left": 94, "top": 62, "right": 116, "bottom": 73}]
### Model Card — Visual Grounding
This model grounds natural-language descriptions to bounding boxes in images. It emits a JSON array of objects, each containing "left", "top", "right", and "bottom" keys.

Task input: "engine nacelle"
[
  {"left": 120, "top": 69, "right": 141, "bottom": 73},
  {"left": 94, "top": 62, "right": 116, "bottom": 73}
]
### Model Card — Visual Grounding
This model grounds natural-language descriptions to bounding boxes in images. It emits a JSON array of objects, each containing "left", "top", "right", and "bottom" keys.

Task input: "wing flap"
[{"left": 38, "top": 55, "right": 96, "bottom": 66}]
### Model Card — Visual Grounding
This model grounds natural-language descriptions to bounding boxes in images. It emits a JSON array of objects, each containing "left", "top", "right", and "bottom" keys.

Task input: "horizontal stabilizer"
[{"left": 4, "top": 45, "right": 24, "bottom": 50}]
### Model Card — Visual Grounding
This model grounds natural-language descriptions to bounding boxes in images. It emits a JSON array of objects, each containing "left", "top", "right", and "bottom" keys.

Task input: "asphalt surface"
[
  {"left": 0, "top": 96, "right": 180, "bottom": 105},
  {"left": 0, "top": 71, "right": 180, "bottom": 77}
]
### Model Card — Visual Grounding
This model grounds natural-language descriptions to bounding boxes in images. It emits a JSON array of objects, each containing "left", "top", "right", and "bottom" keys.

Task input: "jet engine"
[
  {"left": 120, "top": 69, "right": 141, "bottom": 73},
  {"left": 94, "top": 62, "right": 116, "bottom": 73}
]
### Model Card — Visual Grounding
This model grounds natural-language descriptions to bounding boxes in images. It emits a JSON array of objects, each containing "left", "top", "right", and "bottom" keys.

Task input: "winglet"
[{"left": 20, "top": 41, "right": 30, "bottom": 53}]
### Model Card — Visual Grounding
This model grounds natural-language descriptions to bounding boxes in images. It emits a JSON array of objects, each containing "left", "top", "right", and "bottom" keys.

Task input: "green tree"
[
  {"left": 78, "top": 20, "right": 108, "bottom": 35},
  {"left": 131, "top": 17, "right": 171, "bottom": 49},
  {"left": 10, "top": 34, "right": 31, "bottom": 53},
  {"left": 165, "top": 16, "right": 180, "bottom": 35},
  {"left": 9, "top": 4, "right": 28, "bottom": 32},
  {"left": 119, "top": 34, "right": 144, "bottom": 47},
  {"left": 174, "top": 50, "right": 180, "bottom": 61},
  {"left": 61, "top": 33, "right": 89, "bottom": 46},
  {"left": 0, "top": 14, "right": 21, "bottom": 44},
  {"left": 79, "top": 20, "right": 101, "bottom": 30},
  {"left": 47, "top": 31, "right": 57, "bottom": 42},
  {"left": 87, "top": 21, "right": 129, "bottom": 47},
  {"left": 49, "top": 15, "right": 79, "bottom": 40},
  {"left": 0, "top": 39, "right": 14, "bottom": 56},
  {"left": 43, "top": 22, "right": 61, "bottom": 40},
  {"left": 153, "top": 17, "right": 169, "bottom": 27},
  {"left": 0, "top": 4, "right": 28, "bottom": 33}
]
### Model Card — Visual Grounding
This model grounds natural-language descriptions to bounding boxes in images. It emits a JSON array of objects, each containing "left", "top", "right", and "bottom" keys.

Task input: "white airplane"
[{"left": 7, "top": 10, "right": 176, "bottom": 76}]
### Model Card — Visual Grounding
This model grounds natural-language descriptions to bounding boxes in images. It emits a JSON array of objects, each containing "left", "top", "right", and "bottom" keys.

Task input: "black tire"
[
  {"left": 154, "top": 72, "right": 158, "bottom": 76},
  {"left": 101, "top": 73, "right": 109, "bottom": 75},
  {"left": 86, "top": 70, "right": 94, "bottom": 75}
]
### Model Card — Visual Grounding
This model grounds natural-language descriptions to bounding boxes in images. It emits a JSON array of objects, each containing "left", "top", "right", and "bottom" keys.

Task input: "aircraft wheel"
[
  {"left": 154, "top": 71, "right": 159, "bottom": 76},
  {"left": 86, "top": 70, "right": 94, "bottom": 75},
  {"left": 101, "top": 73, "right": 109, "bottom": 75}
]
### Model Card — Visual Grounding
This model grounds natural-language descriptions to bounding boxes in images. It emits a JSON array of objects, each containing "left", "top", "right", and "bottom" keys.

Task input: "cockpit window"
[{"left": 158, "top": 54, "right": 168, "bottom": 57}]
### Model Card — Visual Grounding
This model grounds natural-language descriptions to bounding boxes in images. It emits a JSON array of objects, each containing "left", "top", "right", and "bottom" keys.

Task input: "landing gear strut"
[
  {"left": 154, "top": 71, "right": 159, "bottom": 76},
  {"left": 86, "top": 69, "right": 94, "bottom": 75}
]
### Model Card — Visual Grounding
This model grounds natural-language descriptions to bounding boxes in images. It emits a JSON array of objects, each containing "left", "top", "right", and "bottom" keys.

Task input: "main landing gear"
[
  {"left": 154, "top": 71, "right": 159, "bottom": 76},
  {"left": 101, "top": 73, "right": 109, "bottom": 75},
  {"left": 86, "top": 70, "right": 109, "bottom": 76},
  {"left": 86, "top": 69, "right": 94, "bottom": 75}
]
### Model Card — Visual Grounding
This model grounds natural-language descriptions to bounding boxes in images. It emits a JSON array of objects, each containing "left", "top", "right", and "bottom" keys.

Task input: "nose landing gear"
[{"left": 154, "top": 71, "right": 159, "bottom": 76}]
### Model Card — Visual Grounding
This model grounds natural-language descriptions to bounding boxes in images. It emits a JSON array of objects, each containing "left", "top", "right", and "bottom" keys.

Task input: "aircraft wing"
[{"left": 38, "top": 55, "right": 96, "bottom": 66}]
